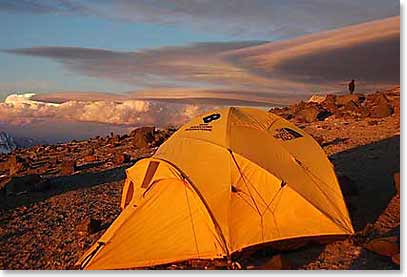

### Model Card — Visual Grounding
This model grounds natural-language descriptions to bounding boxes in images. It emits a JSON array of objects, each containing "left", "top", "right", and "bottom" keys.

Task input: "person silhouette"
[{"left": 348, "top": 80, "right": 355, "bottom": 94}]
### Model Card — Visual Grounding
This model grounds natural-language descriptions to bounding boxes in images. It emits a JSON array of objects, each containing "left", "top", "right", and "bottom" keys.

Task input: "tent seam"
[{"left": 153, "top": 157, "right": 231, "bottom": 257}]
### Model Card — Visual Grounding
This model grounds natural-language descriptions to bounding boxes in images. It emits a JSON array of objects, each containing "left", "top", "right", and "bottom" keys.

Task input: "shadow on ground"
[
  {"left": 331, "top": 135, "right": 400, "bottom": 231},
  {"left": 0, "top": 166, "right": 126, "bottom": 210}
]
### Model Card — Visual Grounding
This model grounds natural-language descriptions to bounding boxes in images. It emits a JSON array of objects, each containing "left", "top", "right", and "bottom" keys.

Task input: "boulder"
[
  {"left": 270, "top": 107, "right": 293, "bottom": 120},
  {"left": 109, "top": 134, "right": 121, "bottom": 144},
  {"left": 114, "top": 153, "right": 131, "bottom": 165},
  {"left": 321, "top": 94, "right": 337, "bottom": 113},
  {"left": 257, "top": 255, "right": 292, "bottom": 270},
  {"left": 290, "top": 101, "right": 308, "bottom": 114},
  {"left": 364, "top": 236, "right": 399, "bottom": 257},
  {"left": 119, "top": 134, "right": 129, "bottom": 141},
  {"left": 0, "top": 160, "right": 9, "bottom": 172},
  {"left": 61, "top": 160, "right": 76, "bottom": 175},
  {"left": 393, "top": 172, "right": 400, "bottom": 194},
  {"left": 366, "top": 92, "right": 394, "bottom": 118},
  {"left": 77, "top": 217, "right": 102, "bottom": 236},
  {"left": 151, "top": 128, "right": 176, "bottom": 147},
  {"left": 295, "top": 106, "right": 320, "bottom": 123},
  {"left": 340, "top": 101, "right": 370, "bottom": 118},
  {"left": 369, "top": 101, "right": 394, "bottom": 118},
  {"left": 130, "top": 127, "right": 156, "bottom": 148},
  {"left": 307, "top": 95, "right": 327, "bottom": 104},
  {"left": 153, "top": 134, "right": 166, "bottom": 147},
  {"left": 324, "top": 94, "right": 337, "bottom": 103},
  {"left": 83, "top": 155, "right": 97, "bottom": 163},
  {"left": 335, "top": 94, "right": 365, "bottom": 106},
  {"left": 7, "top": 155, "right": 27, "bottom": 175},
  {"left": 372, "top": 92, "right": 390, "bottom": 105}
]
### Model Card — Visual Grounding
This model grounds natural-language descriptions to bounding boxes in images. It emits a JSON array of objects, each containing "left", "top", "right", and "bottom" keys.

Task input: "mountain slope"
[{"left": 0, "top": 132, "right": 17, "bottom": 154}]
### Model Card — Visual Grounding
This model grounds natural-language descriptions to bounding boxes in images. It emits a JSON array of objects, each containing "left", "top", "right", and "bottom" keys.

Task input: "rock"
[
  {"left": 391, "top": 253, "right": 400, "bottom": 265},
  {"left": 61, "top": 160, "right": 76, "bottom": 175},
  {"left": 307, "top": 95, "right": 327, "bottom": 104},
  {"left": 83, "top": 155, "right": 96, "bottom": 163},
  {"left": 7, "top": 155, "right": 27, "bottom": 175},
  {"left": 393, "top": 172, "right": 400, "bottom": 194},
  {"left": 152, "top": 129, "right": 175, "bottom": 147},
  {"left": 130, "top": 127, "right": 156, "bottom": 148},
  {"left": 336, "top": 94, "right": 365, "bottom": 106},
  {"left": 269, "top": 107, "right": 292, "bottom": 120},
  {"left": 369, "top": 101, "right": 394, "bottom": 118},
  {"left": 368, "top": 120, "right": 379, "bottom": 126},
  {"left": 372, "top": 92, "right": 390, "bottom": 105},
  {"left": 324, "top": 94, "right": 337, "bottom": 103},
  {"left": 321, "top": 94, "right": 337, "bottom": 113},
  {"left": 2, "top": 174, "right": 46, "bottom": 195},
  {"left": 338, "top": 175, "right": 359, "bottom": 196},
  {"left": 340, "top": 101, "right": 370, "bottom": 118},
  {"left": 295, "top": 106, "right": 321, "bottom": 123},
  {"left": 289, "top": 101, "right": 307, "bottom": 114},
  {"left": 114, "top": 153, "right": 131, "bottom": 165},
  {"left": 119, "top": 134, "right": 129, "bottom": 141},
  {"left": 257, "top": 255, "right": 292, "bottom": 270},
  {"left": 189, "top": 260, "right": 214, "bottom": 269},
  {"left": 366, "top": 92, "right": 394, "bottom": 118},
  {"left": 364, "top": 236, "right": 399, "bottom": 257},
  {"left": 77, "top": 218, "right": 102, "bottom": 235},
  {"left": 112, "top": 135, "right": 121, "bottom": 143},
  {"left": 311, "top": 135, "right": 325, "bottom": 145}
]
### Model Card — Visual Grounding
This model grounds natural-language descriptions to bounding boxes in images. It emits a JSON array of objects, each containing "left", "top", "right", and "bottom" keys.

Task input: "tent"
[{"left": 76, "top": 107, "right": 354, "bottom": 270}]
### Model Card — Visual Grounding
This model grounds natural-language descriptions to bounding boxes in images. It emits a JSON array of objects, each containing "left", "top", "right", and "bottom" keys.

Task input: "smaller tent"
[{"left": 77, "top": 107, "right": 354, "bottom": 269}]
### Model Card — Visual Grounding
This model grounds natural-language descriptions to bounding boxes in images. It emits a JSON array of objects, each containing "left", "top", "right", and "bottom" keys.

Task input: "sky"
[{"left": 0, "top": 0, "right": 400, "bottom": 142}]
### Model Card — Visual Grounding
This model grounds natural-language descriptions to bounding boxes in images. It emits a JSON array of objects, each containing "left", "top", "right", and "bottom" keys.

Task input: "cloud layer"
[
  {"left": 4, "top": 16, "right": 400, "bottom": 103},
  {"left": 0, "top": 0, "right": 399, "bottom": 39},
  {"left": 0, "top": 93, "right": 218, "bottom": 127},
  {"left": 223, "top": 16, "right": 400, "bottom": 87},
  {"left": 4, "top": 41, "right": 265, "bottom": 90}
]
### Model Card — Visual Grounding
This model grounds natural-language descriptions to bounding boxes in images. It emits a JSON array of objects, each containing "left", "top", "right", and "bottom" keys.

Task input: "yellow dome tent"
[{"left": 77, "top": 107, "right": 354, "bottom": 270}]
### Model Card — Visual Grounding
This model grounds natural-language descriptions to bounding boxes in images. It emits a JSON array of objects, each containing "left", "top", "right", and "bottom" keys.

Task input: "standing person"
[{"left": 348, "top": 79, "right": 355, "bottom": 94}]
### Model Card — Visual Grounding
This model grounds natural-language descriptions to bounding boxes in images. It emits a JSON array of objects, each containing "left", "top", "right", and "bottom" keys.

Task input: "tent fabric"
[
  {"left": 80, "top": 178, "right": 225, "bottom": 269},
  {"left": 77, "top": 107, "right": 354, "bottom": 269}
]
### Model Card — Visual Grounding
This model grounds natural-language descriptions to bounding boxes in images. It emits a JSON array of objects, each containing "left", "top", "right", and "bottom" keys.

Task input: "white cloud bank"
[{"left": 0, "top": 93, "right": 217, "bottom": 127}]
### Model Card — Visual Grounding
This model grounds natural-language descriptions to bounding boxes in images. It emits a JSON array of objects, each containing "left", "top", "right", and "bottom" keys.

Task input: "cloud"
[
  {"left": 223, "top": 16, "right": 400, "bottom": 88},
  {"left": 0, "top": 92, "right": 225, "bottom": 143},
  {"left": 0, "top": 93, "right": 218, "bottom": 128},
  {"left": 31, "top": 88, "right": 302, "bottom": 107},
  {"left": 0, "top": 0, "right": 399, "bottom": 39},
  {"left": 0, "top": 0, "right": 90, "bottom": 15},
  {"left": 4, "top": 16, "right": 400, "bottom": 100},
  {"left": 3, "top": 41, "right": 273, "bottom": 91},
  {"left": 0, "top": 80, "right": 56, "bottom": 100}
]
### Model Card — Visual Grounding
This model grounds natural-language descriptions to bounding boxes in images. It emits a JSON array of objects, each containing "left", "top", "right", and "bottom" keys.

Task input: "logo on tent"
[
  {"left": 185, "top": 113, "right": 221, "bottom": 132},
  {"left": 273, "top": 128, "right": 303, "bottom": 141},
  {"left": 202, "top": 113, "right": 221, "bottom": 123}
]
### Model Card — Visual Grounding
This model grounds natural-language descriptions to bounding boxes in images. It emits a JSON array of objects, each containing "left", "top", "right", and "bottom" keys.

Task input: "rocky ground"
[{"left": 0, "top": 87, "right": 400, "bottom": 270}]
